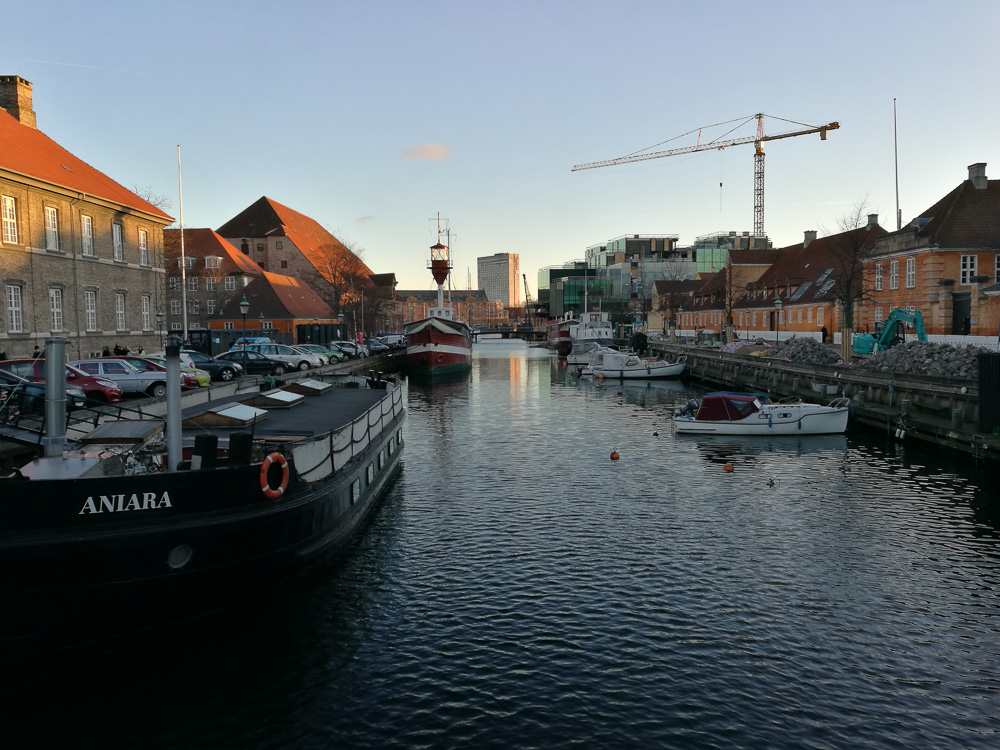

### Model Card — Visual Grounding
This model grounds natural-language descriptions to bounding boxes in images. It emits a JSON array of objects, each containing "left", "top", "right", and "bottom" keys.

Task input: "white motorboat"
[
  {"left": 566, "top": 312, "right": 615, "bottom": 366},
  {"left": 590, "top": 350, "right": 687, "bottom": 380},
  {"left": 673, "top": 392, "right": 850, "bottom": 435}
]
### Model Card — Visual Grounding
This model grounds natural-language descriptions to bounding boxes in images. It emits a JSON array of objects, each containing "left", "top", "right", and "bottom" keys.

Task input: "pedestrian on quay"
[
  {"left": 32, "top": 345, "right": 41, "bottom": 359},
  {"left": 0, "top": 347, "right": 7, "bottom": 361},
  {"left": 102, "top": 345, "right": 111, "bottom": 357}
]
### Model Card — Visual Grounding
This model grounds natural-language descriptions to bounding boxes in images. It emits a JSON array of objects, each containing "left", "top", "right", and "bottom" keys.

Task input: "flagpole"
[{"left": 178, "top": 145, "right": 188, "bottom": 334}]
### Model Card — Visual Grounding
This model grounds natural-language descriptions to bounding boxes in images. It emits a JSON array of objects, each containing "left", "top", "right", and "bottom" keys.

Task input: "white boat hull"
[{"left": 674, "top": 402, "right": 849, "bottom": 435}]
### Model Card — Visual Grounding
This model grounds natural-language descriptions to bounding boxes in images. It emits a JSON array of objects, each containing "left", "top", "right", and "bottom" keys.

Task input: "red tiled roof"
[
  {"left": 220, "top": 271, "right": 335, "bottom": 320},
  {"left": 216, "top": 196, "right": 374, "bottom": 278},
  {"left": 908, "top": 179, "right": 1000, "bottom": 248},
  {"left": 0, "top": 108, "right": 172, "bottom": 220},
  {"left": 164, "top": 228, "right": 263, "bottom": 276}
]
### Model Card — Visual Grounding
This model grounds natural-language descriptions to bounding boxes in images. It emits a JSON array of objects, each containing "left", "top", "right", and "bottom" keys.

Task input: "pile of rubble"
[
  {"left": 769, "top": 336, "right": 844, "bottom": 366},
  {"left": 859, "top": 341, "right": 981, "bottom": 380}
]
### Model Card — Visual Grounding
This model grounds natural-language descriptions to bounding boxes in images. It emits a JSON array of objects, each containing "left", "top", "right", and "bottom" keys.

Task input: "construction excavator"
[{"left": 852, "top": 309, "right": 927, "bottom": 355}]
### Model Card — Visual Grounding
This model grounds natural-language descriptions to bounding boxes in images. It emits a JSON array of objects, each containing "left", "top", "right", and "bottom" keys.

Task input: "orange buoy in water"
[
  {"left": 610, "top": 450, "right": 620, "bottom": 461},
  {"left": 723, "top": 463, "right": 735, "bottom": 472}
]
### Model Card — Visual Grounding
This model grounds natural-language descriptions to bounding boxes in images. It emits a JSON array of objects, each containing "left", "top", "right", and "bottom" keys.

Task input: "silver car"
[
  {"left": 71, "top": 358, "right": 182, "bottom": 398},
  {"left": 245, "top": 344, "right": 325, "bottom": 371}
]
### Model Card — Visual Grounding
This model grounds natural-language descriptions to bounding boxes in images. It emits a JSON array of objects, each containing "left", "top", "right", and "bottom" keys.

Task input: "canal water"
[{"left": 5, "top": 343, "right": 1000, "bottom": 749}]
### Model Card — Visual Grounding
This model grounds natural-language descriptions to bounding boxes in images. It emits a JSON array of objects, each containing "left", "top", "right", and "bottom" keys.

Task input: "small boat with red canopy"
[{"left": 673, "top": 392, "right": 849, "bottom": 435}]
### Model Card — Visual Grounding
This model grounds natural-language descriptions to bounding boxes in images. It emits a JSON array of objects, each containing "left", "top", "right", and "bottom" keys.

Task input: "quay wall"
[{"left": 650, "top": 341, "right": 1000, "bottom": 463}]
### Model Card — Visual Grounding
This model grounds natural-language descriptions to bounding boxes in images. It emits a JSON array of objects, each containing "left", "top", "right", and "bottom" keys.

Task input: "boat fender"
[
  {"left": 260, "top": 452, "right": 289, "bottom": 500},
  {"left": 768, "top": 417, "right": 772, "bottom": 428}
]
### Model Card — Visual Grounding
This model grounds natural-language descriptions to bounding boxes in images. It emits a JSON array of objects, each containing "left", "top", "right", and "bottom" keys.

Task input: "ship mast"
[{"left": 428, "top": 213, "right": 453, "bottom": 319}]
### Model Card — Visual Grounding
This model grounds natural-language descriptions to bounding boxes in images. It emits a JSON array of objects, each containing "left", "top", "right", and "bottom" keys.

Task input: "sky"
[{"left": 5, "top": 0, "right": 999, "bottom": 296}]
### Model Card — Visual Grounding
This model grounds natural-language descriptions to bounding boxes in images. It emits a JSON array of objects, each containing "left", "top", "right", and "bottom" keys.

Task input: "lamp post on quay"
[
  {"left": 773, "top": 296, "right": 783, "bottom": 346},
  {"left": 239, "top": 294, "right": 249, "bottom": 343}
]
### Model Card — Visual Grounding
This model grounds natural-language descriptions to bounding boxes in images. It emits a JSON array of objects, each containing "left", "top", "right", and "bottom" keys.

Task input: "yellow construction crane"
[
  {"left": 523, "top": 273, "right": 534, "bottom": 325},
  {"left": 572, "top": 113, "right": 839, "bottom": 237}
]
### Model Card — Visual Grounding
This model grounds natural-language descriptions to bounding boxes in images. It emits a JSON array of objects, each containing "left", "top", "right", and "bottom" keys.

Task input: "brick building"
[
  {"left": 164, "top": 228, "right": 262, "bottom": 333},
  {"left": 0, "top": 76, "right": 173, "bottom": 358}
]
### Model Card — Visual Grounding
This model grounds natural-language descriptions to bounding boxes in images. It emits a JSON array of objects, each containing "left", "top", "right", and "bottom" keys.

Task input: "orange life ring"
[{"left": 260, "top": 452, "right": 289, "bottom": 500}]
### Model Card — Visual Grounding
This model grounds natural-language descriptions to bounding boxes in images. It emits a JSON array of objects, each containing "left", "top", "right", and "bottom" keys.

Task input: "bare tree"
[
  {"left": 826, "top": 196, "right": 881, "bottom": 361},
  {"left": 131, "top": 185, "right": 172, "bottom": 212},
  {"left": 721, "top": 257, "right": 751, "bottom": 341}
]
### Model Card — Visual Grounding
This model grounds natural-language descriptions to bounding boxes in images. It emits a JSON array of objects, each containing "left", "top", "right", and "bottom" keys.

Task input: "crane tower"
[{"left": 572, "top": 113, "right": 839, "bottom": 237}]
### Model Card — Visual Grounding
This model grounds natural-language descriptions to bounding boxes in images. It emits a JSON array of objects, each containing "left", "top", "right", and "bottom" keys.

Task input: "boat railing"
[
  {"left": 828, "top": 397, "right": 851, "bottom": 409},
  {"left": 293, "top": 385, "right": 405, "bottom": 483}
]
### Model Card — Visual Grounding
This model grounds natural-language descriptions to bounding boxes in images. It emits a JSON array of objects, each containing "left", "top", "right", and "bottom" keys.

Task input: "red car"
[{"left": 0, "top": 358, "right": 123, "bottom": 404}]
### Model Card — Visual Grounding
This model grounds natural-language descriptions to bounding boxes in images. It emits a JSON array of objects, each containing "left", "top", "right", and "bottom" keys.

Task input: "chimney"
[
  {"left": 803, "top": 230, "right": 817, "bottom": 247},
  {"left": 0, "top": 75, "right": 37, "bottom": 129},
  {"left": 867, "top": 213, "right": 879, "bottom": 228},
  {"left": 968, "top": 162, "right": 987, "bottom": 190}
]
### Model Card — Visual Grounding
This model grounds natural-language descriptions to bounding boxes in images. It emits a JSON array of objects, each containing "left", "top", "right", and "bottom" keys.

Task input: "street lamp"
[
  {"left": 239, "top": 294, "right": 250, "bottom": 341},
  {"left": 773, "top": 296, "right": 783, "bottom": 345},
  {"left": 677, "top": 306, "right": 683, "bottom": 341},
  {"left": 155, "top": 309, "right": 164, "bottom": 346},
  {"left": 337, "top": 312, "right": 345, "bottom": 340}
]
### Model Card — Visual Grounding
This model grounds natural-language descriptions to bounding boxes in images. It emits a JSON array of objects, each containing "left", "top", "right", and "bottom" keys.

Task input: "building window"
[
  {"left": 889, "top": 260, "right": 899, "bottom": 290},
  {"left": 224, "top": 321, "right": 234, "bottom": 330},
  {"left": 262, "top": 321, "right": 272, "bottom": 329},
  {"left": 44, "top": 206, "right": 59, "bottom": 251},
  {"left": 171, "top": 323, "right": 182, "bottom": 331},
  {"left": 49, "top": 288, "right": 64, "bottom": 332},
  {"left": 905, "top": 257, "right": 915, "bottom": 288},
  {"left": 1, "top": 195, "right": 17, "bottom": 244},
  {"left": 138, "top": 230, "right": 148, "bottom": 266},
  {"left": 275, "top": 241, "right": 283, "bottom": 249},
  {"left": 187, "top": 277, "right": 199, "bottom": 292},
  {"left": 205, "top": 256, "right": 221, "bottom": 269},
  {"left": 807, "top": 308, "right": 813, "bottom": 323},
  {"left": 795, "top": 308, "right": 802, "bottom": 323},
  {"left": 170, "top": 300, "right": 181, "bottom": 315},
  {"left": 280, "top": 260, "right": 288, "bottom": 269},
  {"left": 874, "top": 262, "right": 883, "bottom": 292},
  {"left": 961, "top": 254, "right": 978, "bottom": 285},
  {"left": 81, "top": 215, "right": 94, "bottom": 256},
  {"left": 113, "top": 223, "right": 124, "bottom": 261},
  {"left": 187, "top": 300, "right": 200, "bottom": 315},
  {"left": 177, "top": 257, "right": 195, "bottom": 269},
  {"left": 141, "top": 294, "right": 151, "bottom": 331},
  {"left": 115, "top": 292, "right": 126, "bottom": 330},
  {"left": 817, "top": 307, "right": 824, "bottom": 327},
  {"left": 207, "top": 299, "right": 216, "bottom": 314},
  {"left": 256, "top": 243, "right": 263, "bottom": 252},
  {"left": 224, "top": 276, "right": 236, "bottom": 291},
  {"left": 875, "top": 307, "right": 884, "bottom": 323},
  {"left": 169, "top": 277, "right": 180, "bottom": 292},
  {"left": 85, "top": 290, "right": 98, "bottom": 331},
  {"left": 752, "top": 311, "right": 757, "bottom": 326},
  {"left": 206, "top": 278, "right": 216, "bottom": 291},
  {"left": 6, "top": 284, "right": 23, "bottom": 333}
]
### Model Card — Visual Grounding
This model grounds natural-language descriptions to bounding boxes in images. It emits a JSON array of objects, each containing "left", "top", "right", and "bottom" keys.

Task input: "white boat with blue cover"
[{"left": 673, "top": 392, "right": 850, "bottom": 435}]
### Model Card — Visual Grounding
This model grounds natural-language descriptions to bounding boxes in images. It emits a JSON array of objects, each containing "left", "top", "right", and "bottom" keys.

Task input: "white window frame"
[
  {"left": 171, "top": 322, "right": 183, "bottom": 331},
  {"left": 6, "top": 284, "right": 23, "bottom": 333},
  {"left": 138, "top": 230, "right": 148, "bottom": 266},
  {"left": 262, "top": 321, "right": 273, "bottom": 329},
  {"left": 205, "top": 256, "right": 221, "bottom": 270},
  {"left": 81, "top": 215, "right": 94, "bottom": 256},
  {"left": 961, "top": 254, "right": 978, "bottom": 285},
  {"left": 206, "top": 278, "right": 216, "bottom": 291},
  {"left": 187, "top": 277, "right": 198, "bottom": 292},
  {"left": 797, "top": 308, "right": 803, "bottom": 324},
  {"left": 224, "top": 321, "right": 234, "bottom": 330},
  {"left": 113, "top": 223, "right": 124, "bottom": 262},
  {"left": 889, "top": 260, "right": 899, "bottom": 290},
  {"left": 206, "top": 299, "right": 216, "bottom": 315},
  {"left": 44, "top": 206, "right": 59, "bottom": 251},
  {"left": 1, "top": 195, "right": 17, "bottom": 244},
  {"left": 905, "top": 257, "right": 915, "bottom": 288},
  {"left": 85, "top": 290, "right": 98, "bottom": 331},
  {"left": 187, "top": 299, "right": 200, "bottom": 315},
  {"left": 141, "top": 294, "right": 151, "bottom": 331},
  {"left": 169, "top": 277, "right": 180, "bottom": 292},
  {"left": 807, "top": 308, "right": 813, "bottom": 323},
  {"left": 874, "top": 262, "right": 883, "bottom": 291},
  {"left": 170, "top": 300, "right": 181, "bottom": 315},
  {"left": 817, "top": 307, "right": 824, "bottom": 327},
  {"left": 874, "top": 307, "right": 884, "bottom": 323},
  {"left": 49, "top": 288, "right": 64, "bottom": 332},
  {"left": 115, "top": 292, "right": 126, "bottom": 331},
  {"left": 224, "top": 276, "right": 236, "bottom": 291}
]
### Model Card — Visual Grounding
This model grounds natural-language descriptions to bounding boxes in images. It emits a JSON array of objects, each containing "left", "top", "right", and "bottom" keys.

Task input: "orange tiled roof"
[
  {"left": 220, "top": 271, "right": 335, "bottom": 320},
  {"left": 0, "top": 108, "right": 172, "bottom": 220},
  {"left": 164, "top": 228, "right": 263, "bottom": 276}
]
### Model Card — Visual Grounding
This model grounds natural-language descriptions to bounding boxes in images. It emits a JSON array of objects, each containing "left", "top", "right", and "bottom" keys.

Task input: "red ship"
[{"left": 405, "top": 217, "right": 472, "bottom": 379}]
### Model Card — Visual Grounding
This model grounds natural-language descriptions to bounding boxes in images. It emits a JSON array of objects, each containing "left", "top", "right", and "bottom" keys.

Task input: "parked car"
[
  {"left": 328, "top": 341, "right": 368, "bottom": 359},
  {"left": 367, "top": 339, "right": 390, "bottom": 353},
  {"left": 215, "top": 350, "right": 287, "bottom": 376},
  {"left": 229, "top": 337, "right": 273, "bottom": 351},
  {"left": 244, "top": 343, "right": 324, "bottom": 371},
  {"left": 377, "top": 333, "right": 406, "bottom": 349},
  {"left": 0, "top": 358, "right": 123, "bottom": 404},
  {"left": 0, "top": 369, "right": 87, "bottom": 418},
  {"left": 147, "top": 350, "right": 243, "bottom": 382},
  {"left": 114, "top": 355, "right": 203, "bottom": 389},
  {"left": 71, "top": 359, "right": 184, "bottom": 399},
  {"left": 292, "top": 344, "right": 343, "bottom": 364}
]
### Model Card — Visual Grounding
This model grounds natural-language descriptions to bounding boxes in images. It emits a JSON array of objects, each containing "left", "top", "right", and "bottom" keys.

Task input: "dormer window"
[{"left": 205, "top": 256, "right": 222, "bottom": 270}]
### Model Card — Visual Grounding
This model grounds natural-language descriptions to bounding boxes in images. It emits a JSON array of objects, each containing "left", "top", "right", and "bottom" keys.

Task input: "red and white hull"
[
  {"left": 547, "top": 319, "right": 574, "bottom": 357},
  {"left": 405, "top": 316, "right": 473, "bottom": 378}
]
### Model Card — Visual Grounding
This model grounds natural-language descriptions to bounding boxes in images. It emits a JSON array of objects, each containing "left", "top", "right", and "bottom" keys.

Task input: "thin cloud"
[
  {"left": 356, "top": 215, "right": 376, "bottom": 224},
  {"left": 402, "top": 143, "right": 453, "bottom": 161}
]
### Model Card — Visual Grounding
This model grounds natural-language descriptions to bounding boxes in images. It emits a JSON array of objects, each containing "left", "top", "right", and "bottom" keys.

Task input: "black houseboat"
[{"left": 0, "top": 339, "right": 405, "bottom": 658}]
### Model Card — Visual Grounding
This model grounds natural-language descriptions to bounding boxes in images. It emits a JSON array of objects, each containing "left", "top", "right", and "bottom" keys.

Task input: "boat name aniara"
[{"left": 79, "top": 492, "right": 174, "bottom": 515}]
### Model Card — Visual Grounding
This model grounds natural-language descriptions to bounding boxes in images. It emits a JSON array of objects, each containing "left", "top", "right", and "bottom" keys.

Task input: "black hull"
[{"left": 0, "top": 405, "right": 405, "bottom": 659}]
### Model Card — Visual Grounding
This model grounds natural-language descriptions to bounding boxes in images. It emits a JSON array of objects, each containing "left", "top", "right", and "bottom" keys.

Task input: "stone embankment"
[{"left": 650, "top": 337, "right": 1000, "bottom": 462}]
